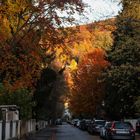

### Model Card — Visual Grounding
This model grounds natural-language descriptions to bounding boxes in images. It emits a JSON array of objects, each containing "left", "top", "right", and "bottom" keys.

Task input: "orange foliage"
[
  {"left": 69, "top": 48, "right": 109, "bottom": 116},
  {"left": 0, "top": 0, "right": 84, "bottom": 91},
  {"left": 61, "top": 18, "right": 116, "bottom": 61},
  {"left": 60, "top": 19, "right": 115, "bottom": 116},
  {"left": 0, "top": 31, "right": 43, "bottom": 91}
]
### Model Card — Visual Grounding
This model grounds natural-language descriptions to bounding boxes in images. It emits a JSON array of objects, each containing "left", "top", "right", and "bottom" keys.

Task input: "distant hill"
[
  {"left": 67, "top": 18, "right": 116, "bottom": 57},
  {"left": 51, "top": 18, "right": 116, "bottom": 70}
]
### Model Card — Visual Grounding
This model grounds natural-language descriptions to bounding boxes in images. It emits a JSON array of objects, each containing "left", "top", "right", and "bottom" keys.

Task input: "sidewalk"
[{"left": 25, "top": 126, "right": 57, "bottom": 140}]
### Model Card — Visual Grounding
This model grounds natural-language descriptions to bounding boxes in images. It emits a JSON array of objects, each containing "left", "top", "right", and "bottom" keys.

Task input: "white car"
[{"left": 100, "top": 122, "right": 112, "bottom": 139}]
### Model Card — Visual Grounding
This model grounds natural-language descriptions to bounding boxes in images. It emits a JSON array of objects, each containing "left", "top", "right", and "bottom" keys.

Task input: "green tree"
[
  {"left": 0, "top": 83, "right": 33, "bottom": 120},
  {"left": 104, "top": 0, "right": 140, "bottom": 119},
  {"left": 34, "top": 68, "right": 57, "bottom": 120},
  {"left": 34, "top": 67, "right": 68, "bottom": 120},
  {"left": 135, "top": 96, "right": 140, "bottom": 115}
]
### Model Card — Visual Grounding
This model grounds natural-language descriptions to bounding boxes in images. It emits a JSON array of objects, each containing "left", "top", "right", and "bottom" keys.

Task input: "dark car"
[
  {"left": 88, "top": 120, "right": 106, "bottom": 134},
  {"left": 105, "top": 121, "right": 135, "bottom": 140},
  {"left": 79, "top": 119, "right": 87, "bottom": 130},
  {"left": 85, "top": 119, "right": 91, "bottom": 130},
  {"left": 136, "top": 119, "right": 140, "bottom": 134},
  {"left": 55, "top": 118, "right": 62, "bottom": 125},
  {"left": 79, "top": 119, "right": 91, "bottom": 130}
]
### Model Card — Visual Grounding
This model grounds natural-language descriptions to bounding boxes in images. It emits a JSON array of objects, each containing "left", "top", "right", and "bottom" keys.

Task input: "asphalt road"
[
  {"left": 27, "top": 123, "right": 140, "bottom": 140},
  {"left": 55, "top": 123, "right": 100, "bottom": 140}
]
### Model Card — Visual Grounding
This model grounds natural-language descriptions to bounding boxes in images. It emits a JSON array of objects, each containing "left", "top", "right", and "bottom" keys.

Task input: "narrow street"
[
  {"left": 27, "top": 123, "right": 140, "bottom": 140},
  {"left": 55, "top": 123, "right": 100, "bottom": 140},
  {"left": 28, "top": 122, "right": 100, "bottom": 140}
]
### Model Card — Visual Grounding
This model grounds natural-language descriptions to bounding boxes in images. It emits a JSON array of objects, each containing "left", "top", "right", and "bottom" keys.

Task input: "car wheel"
[
  {"left": 92, "top": 131, "right": 95, "bottom": 135},
  {"left": 88, "top": 129, "right": 91, "bottom": 134},
  {"left": 100, "top": 134, "right": 102, "bottom": 138},
  {"left": 105, "top": 134, "right": 110, "bottom": 140},
  {"left": 100, "top": 136, "right": 103, "bottom": 139}
]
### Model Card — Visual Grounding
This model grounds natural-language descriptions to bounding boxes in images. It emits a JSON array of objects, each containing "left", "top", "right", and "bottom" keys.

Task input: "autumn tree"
[
  {"left": 0, "top": 0, "right": 84, "bottom": 119},
  {"left": 0, "top": 0, "right": 85, "bottom": 89},
  {"left": 89, "top": 19, "right": 115, "bottom": 51},
  {"left": 104, "top": 0, "right": 140, "bottom": 119},
  {"left": 66, "top": 19, "right": 115, "bottom": 59},
  {"left": 69, "top": 48, "right": 109, "bottom": 117},
  {"left": 63, "top": 19, "right": 115, "bottom": 118}
]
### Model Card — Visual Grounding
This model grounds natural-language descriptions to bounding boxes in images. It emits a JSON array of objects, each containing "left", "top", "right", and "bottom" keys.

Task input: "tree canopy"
[
  {"left": 0, "top": 0, "right": 85, "bottom": 119},
  {"left": 69, "top": 48, "right": 109, "bottom": 117},
  {"left": 104, "top": 0, "right": 140, "bottom": 119}
]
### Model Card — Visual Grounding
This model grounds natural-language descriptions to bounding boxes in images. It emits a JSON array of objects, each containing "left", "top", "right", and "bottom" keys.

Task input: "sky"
[
  {"left": 75, "top": 0, "right": 122, "bottom": 24},
  {"left": 57, "top": 0, "right": 122, "bottom": 27}
]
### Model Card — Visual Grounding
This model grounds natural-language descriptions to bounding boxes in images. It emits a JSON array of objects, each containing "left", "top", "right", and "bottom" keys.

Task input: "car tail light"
[
  {"left": 110, "top": 123, "right": 116, "bottom": 134},
  {"left": 130, "top": 128, "right": 135, "bottom": 133}
]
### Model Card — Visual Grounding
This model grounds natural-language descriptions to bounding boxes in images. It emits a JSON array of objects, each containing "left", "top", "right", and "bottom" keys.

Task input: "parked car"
[
  {"left": 100, "top": 121, "right": 112, "bottom": 139},
  {"left": 105, "top": 121, "right": 135, "bottom": 140},
  {"left": 136, "top": 118, "right": 140, "bottom": 134},
  {"left": 67, "top": 120, "right": 71, "bottom": 124},
  {"left": 55, "top": 118, "right": 62, "bottom": 125},
  {"left": 75, "top": 120, "right": 81, "bottom": 127},
  {"left": 71, "top": 119, "right": 79, "bottom": 126},
  {"left": 79, "top": 119, "right": 87, "bottom": 130},
  {"left": 87, "top": 120, "right": 106, "bottom": 134},
  {"left": 85, "top": 119, "right": 92, "bottom": 130},
  {"left": 78, "top": 119, "right": 91, "bottom": 130}
]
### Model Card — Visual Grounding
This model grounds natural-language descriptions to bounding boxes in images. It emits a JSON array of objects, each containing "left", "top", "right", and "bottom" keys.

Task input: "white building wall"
[
  {"left": 5, "top": 121, "right": 10, "bottom": 140},
  {"left": 12, "top": 121, "right": 16, "bottom": 137},
  {"left": 0, "top": 121, "right": 2, "bottom": 140}
]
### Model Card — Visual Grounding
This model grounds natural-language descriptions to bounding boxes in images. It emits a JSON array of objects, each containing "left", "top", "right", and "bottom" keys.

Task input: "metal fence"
[{"left": 0, "top": 119, "right": 47, "bottom": 140}]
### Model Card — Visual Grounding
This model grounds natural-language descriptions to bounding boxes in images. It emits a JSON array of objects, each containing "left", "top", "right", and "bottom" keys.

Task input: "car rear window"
[
  {"left": 106, "top": 123, "right": 112, "bottom": 128},
  {"left": 114, "top": 122, "right": 132, "bottom": 129}
]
